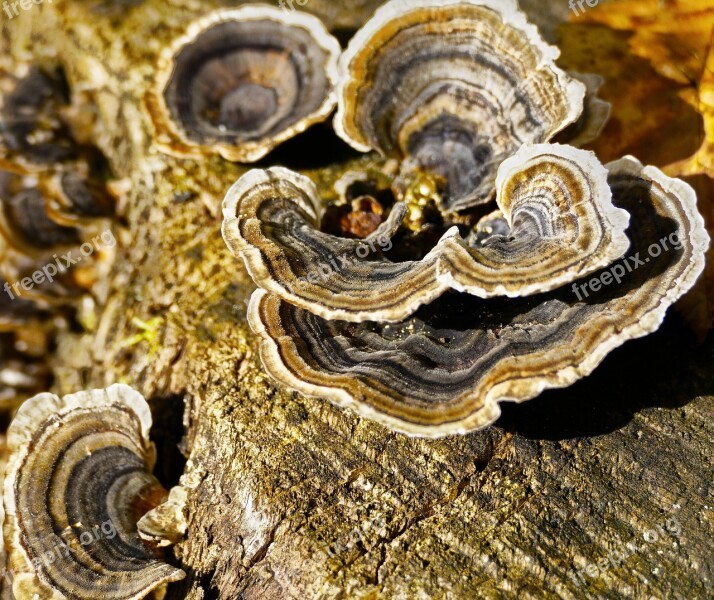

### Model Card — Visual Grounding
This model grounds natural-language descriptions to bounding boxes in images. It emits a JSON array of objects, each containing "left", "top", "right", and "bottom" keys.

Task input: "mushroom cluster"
[
  {"left": 0, "top": 65, "right": 117, "bottom": 408},
  {"left": 221, "top": 0, "right": 710, "bottom": 437}
]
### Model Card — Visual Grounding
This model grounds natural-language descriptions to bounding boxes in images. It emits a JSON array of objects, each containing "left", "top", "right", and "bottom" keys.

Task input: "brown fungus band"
[
  {"left": 222, "top": 144, "right": 630, "bottom": 322},
  {"left": 147, "top": 6, "right": 341, "bottom": 163},
  {"left": 247, "top": 158, "right": 709, "bottom": 437},
  {"left": 334, "top": 0, "right": 586, "bottom": 211},
  {"left": 3, "top": 384, "right": 185, "bottom": 599},
  {"left": 0, "top": 66, "right": 77, "bottom": 171}
]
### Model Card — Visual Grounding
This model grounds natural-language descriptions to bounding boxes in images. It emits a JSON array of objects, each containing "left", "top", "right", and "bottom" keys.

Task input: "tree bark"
[{"left": 4, "top": 1, "right": 713, "bottom": 599}]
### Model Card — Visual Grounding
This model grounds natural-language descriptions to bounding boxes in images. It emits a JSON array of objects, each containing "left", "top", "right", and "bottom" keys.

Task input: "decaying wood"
[{"left": 3, "top": 1, "right": 712, "bottom": 598}]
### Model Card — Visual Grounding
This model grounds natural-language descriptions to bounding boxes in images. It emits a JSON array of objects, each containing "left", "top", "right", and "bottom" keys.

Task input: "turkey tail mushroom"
[
  {"left": 246, "top": 158, "right": 709, "bottom": 437},
  {"left": 222, "top": 145, "right": 630, "bottom": 321},
  {"left": 146, "top": 6, "right": 341, "bottom": 163},
  {"left": 334, "top": 0, "right": 587, "bottom": 211},
  {"left": 2, "top": 384, "right": 185, "bottom": 599}
]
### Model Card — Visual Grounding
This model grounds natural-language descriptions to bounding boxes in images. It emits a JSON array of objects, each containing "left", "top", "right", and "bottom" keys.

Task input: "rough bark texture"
[{"left": 4, "top": 1, "right": 713, "bottom": 599}]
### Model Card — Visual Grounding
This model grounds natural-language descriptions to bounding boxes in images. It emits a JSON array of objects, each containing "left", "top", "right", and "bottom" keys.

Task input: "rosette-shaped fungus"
[
  {"left": 3, "top": 384, "right": 185, "bottom": 598},
  {"left": 146, "top": 6, "right": 341, "bottom": 162},
  {"left": 222, "top": 0, "right": 710, "bottom": 437},
  {"left": 334, "top": 0, "right": 587, "bottom": 211},
  {"left": 244, "top": 158, "right": 709, "bottom": 436},
  {"left": 223, "top": 144, "right": 630, "bottom": 321}
]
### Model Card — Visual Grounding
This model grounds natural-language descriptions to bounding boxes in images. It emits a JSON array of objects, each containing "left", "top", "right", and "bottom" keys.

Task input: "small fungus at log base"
[{"left": 2, "top": 384, "right": 186, "bottom": 599}]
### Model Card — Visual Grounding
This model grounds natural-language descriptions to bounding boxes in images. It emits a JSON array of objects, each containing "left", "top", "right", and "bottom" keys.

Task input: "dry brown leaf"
[
  {"left": 556, "top": 23, "right": 701, "bottom": 167},
  {"left": 574, "top": 0, "right": 714, "bottom": 179}
]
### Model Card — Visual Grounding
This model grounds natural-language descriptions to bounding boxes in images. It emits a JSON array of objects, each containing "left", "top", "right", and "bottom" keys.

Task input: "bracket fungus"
[
  {"left": 245, "top": 159, "right": 709, "bottom": 436},
  {"left": 146, "top": 6, "right": 341, "bottom": 163},
  {"left": 334, "top": 0, "right": 587, "bottom": 211},
  {"left": 0, "top": 63, "right": 117, "bottom": 313},
  {"left": 218, "top": 0, "right": 710, "bottom": 437},
  {"left": 0, "top": 170, "right": 114, "bottom": 306},
  {"left": 3, "top": 384, "right": 185, "bottom": 599},
  {"left": 222, "top": 144, "right": 630, "bottom": 321}
]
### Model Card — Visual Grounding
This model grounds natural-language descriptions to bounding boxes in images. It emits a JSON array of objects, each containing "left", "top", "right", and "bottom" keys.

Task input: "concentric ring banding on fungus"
[
  {"left": 222, "top": 166, "right": 446, "bottom": 323},
  {"left": 334, "top": 0, "right": 586, "bottom": 211},
  {"left": 436, "top": 144, "right": 631, "bottom": 297},
  {"left": 0, "top": 172, "right": 81, "bottom": 256},
  {"left": 222, "top": 145, "right": 630, "bottom": 321},
  {"left": 0, "top": 170, "right": 114, "bottom": 306},
  {"left": 247, "top": 158, "right": 709, "bottom": 437},
  {"left": 3, "top": 384, "right": 185, "bottom": 599},
  {"left": 146, "top": 6, "right": 341, "bottom": 163},
  {"left": 42, "top": 169, "right": 116, "bottom": 225}
]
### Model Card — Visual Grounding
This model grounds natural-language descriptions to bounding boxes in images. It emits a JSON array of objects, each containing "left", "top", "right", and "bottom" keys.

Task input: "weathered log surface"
[{"left": 3, "top": 1, "right": 713, "bottom": 599}]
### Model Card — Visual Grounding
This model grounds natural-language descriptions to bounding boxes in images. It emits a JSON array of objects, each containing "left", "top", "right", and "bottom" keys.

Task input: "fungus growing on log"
[
  {"left": 0, "top": 67, "right": 76, "bottom": 171},
  {"left": 146, "top": 6, "right": 341, "bottom": 163},
  {"left": 0, "top": 170, "right": 114, "bottom": 305},
  {"left": 0, "top": 62, "right": 119, "bottom": 410},
  {"left": 334, "top": 0, "right": 586, "bottom": 211},
  {"left": 222, "top": 145, "right": 630, "bottom": 321},
  {"left": 2, "top": 384, "right": 185, "bottom": 599},
  {"left": 245, "top": 158, "right": 709, "bottom": 437}
]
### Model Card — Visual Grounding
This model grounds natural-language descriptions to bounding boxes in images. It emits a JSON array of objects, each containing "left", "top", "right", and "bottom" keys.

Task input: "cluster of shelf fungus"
[
  {"left": 0, "top": 0, "right": 709, "bottom": 598},
  {"left": 220, "top": 0, "right": 709, "bottom": 437}
]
